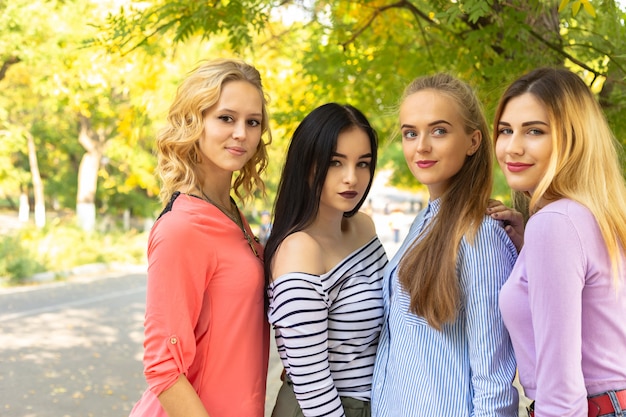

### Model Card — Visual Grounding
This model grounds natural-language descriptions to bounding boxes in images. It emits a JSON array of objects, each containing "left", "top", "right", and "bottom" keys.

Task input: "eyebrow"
[
  {"left": 400, "top": 119, "right": 452, "bottom": 129},
  {"left": 218, "top": 107, "right": 263, "bottom": 117},
  {"left": 498, "top": 120, "right": 549, "bottom": 127},
  {"left": 332, "top": 152, "right": 373, "bottom": 159}
]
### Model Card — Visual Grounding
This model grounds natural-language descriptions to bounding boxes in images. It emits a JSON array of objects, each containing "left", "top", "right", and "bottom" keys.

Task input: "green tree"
[
  {"left": 103, "top": 0, "right": 626, "bottom": 193},
  {"left": 0, "top": 0, "right": 164, "bottom": 229}
]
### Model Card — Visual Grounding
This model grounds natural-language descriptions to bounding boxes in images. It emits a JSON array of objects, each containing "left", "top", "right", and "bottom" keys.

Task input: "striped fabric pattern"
[
  {"left": 371, "top": 199, "right": 519, "bottom": 417},
  {"left": 268, "top": 237, "right": 388, "bottom": 417}
]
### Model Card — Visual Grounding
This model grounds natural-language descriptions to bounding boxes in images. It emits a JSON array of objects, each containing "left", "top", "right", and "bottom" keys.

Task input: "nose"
[
  {"left": 232, "top": 121, "right": 246, "bottom": 141},
  {"left": 504, "top": 132, "right": 524, "bottom": 155},
  {"left": 416, "top": 135, "right": 430, "bottom": 153},
  {"left": 343, "top": 166, "right": 357, "bottom": 185}
]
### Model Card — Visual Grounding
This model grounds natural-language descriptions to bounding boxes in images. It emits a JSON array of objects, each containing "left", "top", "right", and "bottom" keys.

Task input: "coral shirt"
[{"left": 130, "top": 193, "right": 269, "bottom": 417}]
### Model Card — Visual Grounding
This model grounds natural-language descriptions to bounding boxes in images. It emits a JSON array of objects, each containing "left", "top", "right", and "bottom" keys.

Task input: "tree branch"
[
  {"left": 0, "top": 56, "right": 21, "bottom": 82},
  {"left": 340, "top": 0, "right": 435, "bottom": 49}
]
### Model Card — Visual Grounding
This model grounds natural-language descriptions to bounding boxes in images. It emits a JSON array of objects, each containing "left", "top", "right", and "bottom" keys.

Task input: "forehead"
[
  {"left": 216, "top": 80, "right": 263, "bottom": 114},
  {"left": 501, "top": 93, "right": 548, "bottom": 121},
  {"left": 399, "top": 89, "right": 462, "bottom": 124},
  {"left": 335, "top": 127, "right": 372, "bottom": 154}
]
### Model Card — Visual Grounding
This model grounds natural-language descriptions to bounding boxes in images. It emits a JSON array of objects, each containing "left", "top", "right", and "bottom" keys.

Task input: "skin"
[
  {"left": 487, "top": 199, "right": 525, "bottom": 252},
  {"left": 160, "top": 80, "right": 264, "bottom": 417},
  {"left": 195, "top": 80, "right": 263, "bottom": 207},
  {"left": 495, "top": 93, "right": 553, "bottom": 196},
  {"left": 272, "top": 126, "right": 376, "bottom": 279},
  {"left": 400, "top": 89, "right": 480, "bottom": 200}
]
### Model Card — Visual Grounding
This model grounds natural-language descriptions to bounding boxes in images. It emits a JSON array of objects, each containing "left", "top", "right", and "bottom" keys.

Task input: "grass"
[{"left": 0, "top": 214, "right": 148, "bottom": 286}]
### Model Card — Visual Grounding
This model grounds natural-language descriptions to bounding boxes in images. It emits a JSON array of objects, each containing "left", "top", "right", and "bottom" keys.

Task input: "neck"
[
  {"left": 307, "top": 205, "right": 346, "bottom": 240},
  {"left": 195, "top": 183, "right": 232, "bottom": 209}
]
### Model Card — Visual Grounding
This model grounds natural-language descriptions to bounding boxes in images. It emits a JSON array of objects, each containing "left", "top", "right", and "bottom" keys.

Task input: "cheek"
[
  {"left": 402, "top": 140, "right": 414, "bottom": 162},
  {"left": 358, "top": 170, "right": 372, "bottom": 185},
  {"left": 494, "top": 139, "right": 507, "bottom": 163}
]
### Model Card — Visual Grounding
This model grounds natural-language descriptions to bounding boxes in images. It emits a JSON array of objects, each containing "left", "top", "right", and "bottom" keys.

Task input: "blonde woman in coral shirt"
[{"left": 129, "top": 58, "right": 271, "bottom": 417}]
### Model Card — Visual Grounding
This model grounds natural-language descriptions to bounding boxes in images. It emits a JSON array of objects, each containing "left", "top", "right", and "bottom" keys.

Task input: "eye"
[
  {"left": 218, "top": 115, "right": 234, "bottom": 123},
  {"left": 357, "top": 161, "right": 371, "bottom": 168},
  {"left": 402, "top": 130, "right": 417, "bottom": 140},
  {"left": 247, "top": 119, "right": 261, "bottom": 127},
  {"left": 528, "top": 128, "right": 544, "bottom": 135},
  {"left": 498, "top": 127, "right": 513, "bottom": 135},
  {"left": 432, "top": 127, "right": 447, "bottom": 136},
  {"left": 329, "top": 160, "right": 341, "bottom": 167}
]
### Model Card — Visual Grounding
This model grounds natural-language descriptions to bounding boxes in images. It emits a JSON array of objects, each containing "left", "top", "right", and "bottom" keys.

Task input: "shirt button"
[{"left": 170, "top": 337, "right": 177, "bottom": 344}]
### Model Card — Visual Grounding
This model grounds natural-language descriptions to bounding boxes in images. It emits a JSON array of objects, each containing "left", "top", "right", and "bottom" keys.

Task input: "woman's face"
[
  {"left": 495, "top": 93, "right": 553, "bottom": 194},
  {"left": 319, "top": 126, "right": 373, "bottom": 215},
  {"left": 400, "top": 89, "right": 480, "bottom": 200},
  {"left": 198, "top": 80, "right": 263, "bottom": 177}
]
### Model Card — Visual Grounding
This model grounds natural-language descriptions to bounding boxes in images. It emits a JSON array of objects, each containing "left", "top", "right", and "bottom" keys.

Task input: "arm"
[
  {"left": 525, "top": 211, "right": 587, "bottom": 416},
  {"left": 144, "top": 218, "right": 213, "bottom": 413},
  {"left": 269, "top": 233, "right": 345, "bottom": 417},
  {"left": 158, "top": 375, "right": 210, "bottom": 417},
  {"left": 461, "top": 220, "right": 519, "bottom": 417},
  {"left": 487, "top": 199, "right": 524, "bottom": 252}
]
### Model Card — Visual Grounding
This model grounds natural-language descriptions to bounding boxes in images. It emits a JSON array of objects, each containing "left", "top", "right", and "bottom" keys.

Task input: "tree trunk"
[
  {"left": 26, "top": 130, "right": 46, "bottom": 228},
  {"left": 76, "top": 114, "right": 103, "bottom": 232},
  {"left": 18, "top": 188, "right": 29, "bottom": 223}
]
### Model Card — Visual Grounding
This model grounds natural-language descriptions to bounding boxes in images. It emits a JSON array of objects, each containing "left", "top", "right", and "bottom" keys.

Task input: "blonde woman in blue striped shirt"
[{"left": 371, "top": 74, "right": 518, "bottom": 417}]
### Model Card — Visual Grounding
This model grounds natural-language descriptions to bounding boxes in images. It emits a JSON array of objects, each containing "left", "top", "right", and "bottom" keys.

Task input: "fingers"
[
  {"left": 487, "top": 199, "right": 509, "bottom": 214},
  {"left": 487, "top": 199, "right": 524, "bottom": 253}
]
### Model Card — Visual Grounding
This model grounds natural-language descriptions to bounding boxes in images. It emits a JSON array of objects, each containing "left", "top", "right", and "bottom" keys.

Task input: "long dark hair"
[{"left": 264, "top": 103, "right": 378, "bottom": 284}]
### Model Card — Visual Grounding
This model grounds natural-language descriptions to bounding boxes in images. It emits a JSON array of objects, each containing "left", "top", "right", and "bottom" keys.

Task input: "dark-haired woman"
[{"left": 265, "top": 103, "right": 388, "bottom": 417}]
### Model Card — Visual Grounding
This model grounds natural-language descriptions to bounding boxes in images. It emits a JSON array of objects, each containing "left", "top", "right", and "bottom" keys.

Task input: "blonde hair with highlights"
[
  {"left": 398, "top": 73, "right": 493, "bottom": 330},
  {"left": 156, "top": 58, "right": 271, "bottom": 205},
  {"left": 494, "top": 67, "right": 626, "bottom": 281}
]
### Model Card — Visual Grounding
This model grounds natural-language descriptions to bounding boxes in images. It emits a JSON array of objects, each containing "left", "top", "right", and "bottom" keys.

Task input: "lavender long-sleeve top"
[{"left": 499, "top": 199, "right": 626, "bottom": 417}]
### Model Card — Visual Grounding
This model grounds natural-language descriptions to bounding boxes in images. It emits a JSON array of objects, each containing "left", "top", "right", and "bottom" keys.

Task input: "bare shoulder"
[
  {"left": 348, "top": 211, "right": 377, "bottom": 240},
  {"left": 271, "top": 231, "right": 325, "bottom": 279}
]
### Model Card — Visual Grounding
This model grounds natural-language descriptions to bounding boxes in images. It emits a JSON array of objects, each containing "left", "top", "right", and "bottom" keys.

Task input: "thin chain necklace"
[{"left": 200, "top": 190, "right": 260, "bottom": 259}]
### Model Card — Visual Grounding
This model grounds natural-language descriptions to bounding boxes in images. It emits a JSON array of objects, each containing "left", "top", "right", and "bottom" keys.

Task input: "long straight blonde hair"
[
  {"left": 398, "top": 73, "right": 493, "bottom": 330},
  {"left": 494, "top": 67, "right": 626, "bottom": 281}
]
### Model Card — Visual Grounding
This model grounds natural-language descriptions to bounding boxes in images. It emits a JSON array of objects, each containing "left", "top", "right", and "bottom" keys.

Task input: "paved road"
[
  {"left": 0, "top": 269, "right": 284, "bottom": 417},
  {"left": 0, "top": 271, "right": 149, "bottom": 417}
]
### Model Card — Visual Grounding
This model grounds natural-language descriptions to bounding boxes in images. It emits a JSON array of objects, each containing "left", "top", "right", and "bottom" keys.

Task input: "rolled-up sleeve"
[{"left": 143, "top": 217, "right": 215, "bottom": 396}]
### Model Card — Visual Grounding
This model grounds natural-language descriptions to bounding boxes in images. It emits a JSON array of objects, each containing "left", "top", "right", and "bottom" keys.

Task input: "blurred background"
[
  {"left": 1, "top": 0, "right": 624, "bottom": 282},
  {"left": 1, "top": 1, "right": 624, "bottom": 416}
]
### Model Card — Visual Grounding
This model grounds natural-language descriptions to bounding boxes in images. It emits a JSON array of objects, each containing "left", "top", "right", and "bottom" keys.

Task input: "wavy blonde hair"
[
  {"left": 398, "top": 73, "right": 493, "bottom": 329},
  {"left": 156, "top": 58, "right": 271, "bottom": 205},
  {"left": 494, "top": 67, "right": 626, "bottom": 281}
]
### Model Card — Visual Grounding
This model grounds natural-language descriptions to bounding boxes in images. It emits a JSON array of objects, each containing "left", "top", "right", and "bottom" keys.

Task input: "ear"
[{"left": 467, "top": 130, "right": 482, "bottom": 156}]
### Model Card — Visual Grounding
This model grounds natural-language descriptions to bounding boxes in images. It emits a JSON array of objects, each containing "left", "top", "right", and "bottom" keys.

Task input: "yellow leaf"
[
  {"left": 581, "top": 0, "right": 596, "bottom": 17},
  {"left": 558, "top": 0, "right": 570, "bottom": 12},
  {"left": 572, "top": 1, "right": 581, "bottom": 16}
]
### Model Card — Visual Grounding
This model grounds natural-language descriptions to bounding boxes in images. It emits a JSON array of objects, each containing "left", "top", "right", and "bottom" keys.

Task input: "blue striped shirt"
[
  {"left": 268, "top": 237, "right": 388, "bottom": 417},
  {"left": 371, "top": 199, "right": 519, "bottom": 417}
]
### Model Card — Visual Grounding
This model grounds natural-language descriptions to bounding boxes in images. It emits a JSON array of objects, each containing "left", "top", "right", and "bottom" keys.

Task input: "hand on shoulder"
[{"left": 487, "top": 199, "right": 524, "bottom": 252}]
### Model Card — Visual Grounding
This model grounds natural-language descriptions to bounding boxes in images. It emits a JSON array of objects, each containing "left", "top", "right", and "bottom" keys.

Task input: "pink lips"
[
  {"left": 416, "top": 160, "right": 437, "bottom": 168},
  {"left": 339, "top": 191, "right": 358, "bottom": 199},
  {"left": 226, "top": 146, "right": 246, "bottom": 156},
  {"left": 506, "top": 162, "right": 533, "bottom": 173}
]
